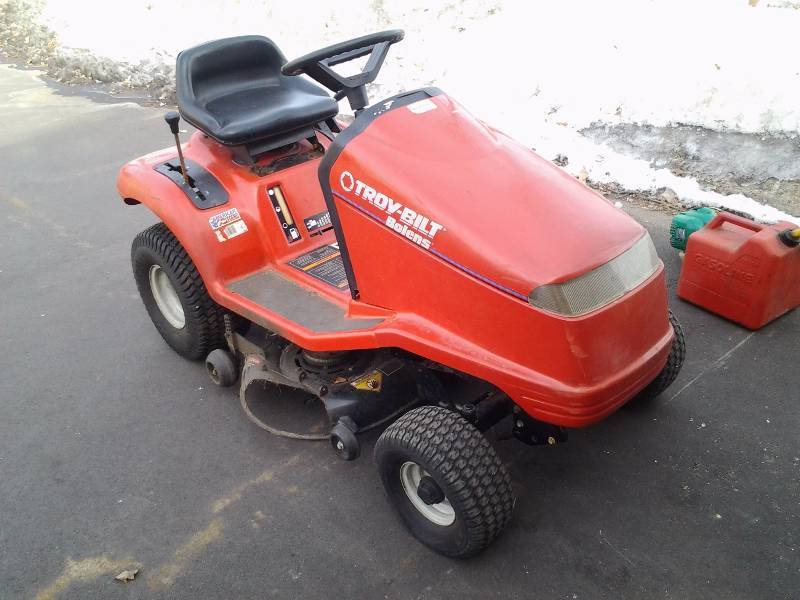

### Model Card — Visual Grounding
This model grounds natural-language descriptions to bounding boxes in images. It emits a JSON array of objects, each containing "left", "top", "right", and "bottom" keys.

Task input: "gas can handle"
[{"left": 708, "top": 211, "right": 764, "bottom": 233}]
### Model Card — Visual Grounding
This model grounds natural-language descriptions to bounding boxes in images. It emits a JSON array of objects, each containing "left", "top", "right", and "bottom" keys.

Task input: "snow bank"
[
  {"left": 37, "top": 0, "right": 800, "bottom": 135},
  {"left": 25, "top": 0, "right": 800, "bottom": 220}
]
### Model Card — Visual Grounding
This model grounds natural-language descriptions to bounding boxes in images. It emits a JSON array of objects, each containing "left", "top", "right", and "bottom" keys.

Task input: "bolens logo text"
[{"left": 339, "top": 171, "right": 444, "bottom": 250}]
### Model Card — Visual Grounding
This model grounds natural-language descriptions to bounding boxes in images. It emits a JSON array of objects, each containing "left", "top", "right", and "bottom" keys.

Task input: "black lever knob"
[{"left": 164, "top": 111, "right": 181, "bottom": 135}]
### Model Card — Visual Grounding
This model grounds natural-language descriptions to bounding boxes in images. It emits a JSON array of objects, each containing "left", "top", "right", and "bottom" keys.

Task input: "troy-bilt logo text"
[{"left": 340, "top": 170, "right": 443, "bottom": 250}]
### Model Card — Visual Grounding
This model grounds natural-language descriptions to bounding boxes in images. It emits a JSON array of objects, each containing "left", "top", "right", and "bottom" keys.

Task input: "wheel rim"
[
  {"left": 399, "top": 461, "right": 455, "bottom": 526},
  {"left": 206, "top": 363, "right": 220, "bottom": 384},
  {"left": 149, "top": 264, "right": 185, "bottom": 329}
]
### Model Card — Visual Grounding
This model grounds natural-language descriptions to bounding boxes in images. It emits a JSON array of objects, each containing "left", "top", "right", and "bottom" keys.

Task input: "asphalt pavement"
[{"left": 1, "top": 63, "right": 798, "bottom": 600}]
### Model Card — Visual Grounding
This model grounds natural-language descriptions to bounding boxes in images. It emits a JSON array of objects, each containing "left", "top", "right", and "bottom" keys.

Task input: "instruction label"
[
  {"left": 304, "top": 210, "right": 332, "bottom": 234},
  {"left": 288, "top": 244, "right": 348, "bottom": 291}
]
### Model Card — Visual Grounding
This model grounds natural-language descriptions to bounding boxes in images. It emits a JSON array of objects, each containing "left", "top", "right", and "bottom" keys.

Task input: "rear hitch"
[
  {"left": 512, "top": 411, "right": 568, "bottom": 446},
  {"left": 453, "top": 392, "right": 513, "bottom": 433}
]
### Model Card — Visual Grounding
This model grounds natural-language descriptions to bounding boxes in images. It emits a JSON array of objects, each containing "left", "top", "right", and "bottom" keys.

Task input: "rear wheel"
[
  {"left": 132, "top": 223, "right": 225, "bottom": 360},
  {"left": 636, "top": 310, "right": 686, "bottom": 401},
  {"left": 374, "top": 406, "right": 514, "bottom": 557}
]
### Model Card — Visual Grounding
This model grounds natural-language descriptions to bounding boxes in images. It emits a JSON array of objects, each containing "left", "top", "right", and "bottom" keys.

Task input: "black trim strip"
[{"left": 318, "top": 87, "right": 444, "bottom": 299}]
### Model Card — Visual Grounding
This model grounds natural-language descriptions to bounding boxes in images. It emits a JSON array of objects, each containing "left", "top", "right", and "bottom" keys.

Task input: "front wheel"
[
  {"left": 132, "top": 223, "right": 225, "bottom": 360},
  {"left": 636, "top": 310, "right": 686, "bottom": 402},
  {"left": 374, "top": 406, "right": 515, "bottom": 558}
]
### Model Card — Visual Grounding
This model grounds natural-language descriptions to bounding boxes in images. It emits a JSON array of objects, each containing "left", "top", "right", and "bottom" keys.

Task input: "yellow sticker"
[{"left": 350, "top": 371, "right": 383, "bottom": 392}]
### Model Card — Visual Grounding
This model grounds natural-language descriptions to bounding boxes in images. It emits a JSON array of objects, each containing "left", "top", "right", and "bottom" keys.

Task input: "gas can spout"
[{"left": 778, "top": 228, "right": 800, "bottom": 248}]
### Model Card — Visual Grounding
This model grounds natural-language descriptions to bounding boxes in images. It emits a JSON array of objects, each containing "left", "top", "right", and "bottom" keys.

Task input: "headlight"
[{"left": 529, "top": 232, "right": 660, "bottom": 316}]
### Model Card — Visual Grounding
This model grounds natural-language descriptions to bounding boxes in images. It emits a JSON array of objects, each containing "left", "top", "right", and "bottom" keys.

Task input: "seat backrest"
[
  {"left": 176, "top": 36, "right": 286, "bottom": 124},
  {"left": 175, "top": 35, "right": 338, "bottom": 155}
]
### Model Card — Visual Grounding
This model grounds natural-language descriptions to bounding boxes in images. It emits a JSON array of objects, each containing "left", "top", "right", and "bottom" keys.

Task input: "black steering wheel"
[{"left": 282, "top": 30, "right": 404, "bottom": 113}]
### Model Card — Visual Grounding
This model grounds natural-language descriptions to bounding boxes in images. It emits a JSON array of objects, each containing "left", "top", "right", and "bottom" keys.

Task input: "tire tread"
[
  {"left": 639, "top": 310, "right": 686, "bottom": 400},
  {"left": 375, "top": 406, "right": 514, "bottom": 557},
  {"left": 131, "top": 222, "right": 225, "bottom": 359}
]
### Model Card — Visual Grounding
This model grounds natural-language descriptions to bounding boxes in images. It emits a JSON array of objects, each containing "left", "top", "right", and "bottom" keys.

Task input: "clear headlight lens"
[{"left": 529, "top": 232, "right": 660, "bottom": 316}]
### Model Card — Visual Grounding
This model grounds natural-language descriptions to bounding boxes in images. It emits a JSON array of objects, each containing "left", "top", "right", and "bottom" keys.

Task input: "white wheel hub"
[
  {"left": 149, "top": 264, "right": 185, "bottom": 329},
  {"left": 399, "top": 461, "right": 455, "bottom": 526}
]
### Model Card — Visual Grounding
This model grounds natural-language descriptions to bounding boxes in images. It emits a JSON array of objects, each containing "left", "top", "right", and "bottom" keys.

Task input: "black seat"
[{"left": 176, "top": 36, "right": 338, "bottom": 151}]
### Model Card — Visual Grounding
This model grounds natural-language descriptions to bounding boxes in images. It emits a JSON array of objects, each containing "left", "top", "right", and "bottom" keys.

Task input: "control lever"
[{"left": 164, "top": 111, "right": 191, "bottom": 187}]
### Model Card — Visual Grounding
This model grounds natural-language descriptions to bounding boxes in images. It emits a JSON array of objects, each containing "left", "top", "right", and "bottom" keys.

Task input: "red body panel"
[
  {"left": 118, "top": 91, "right": 674, "bottom": 427},
  {"left": 331, "top": 95, "right": 645, "bottom": 295},
  {"left": 678, "top": 212, "right": 800, "bottom": 330}
]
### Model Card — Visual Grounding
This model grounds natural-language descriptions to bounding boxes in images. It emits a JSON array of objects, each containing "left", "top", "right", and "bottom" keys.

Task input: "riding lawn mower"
[{"left": 118, "top": 30, "right": 685, "bottom": 557}]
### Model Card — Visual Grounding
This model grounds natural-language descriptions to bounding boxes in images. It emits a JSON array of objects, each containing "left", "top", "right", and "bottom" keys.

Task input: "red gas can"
[{"left": 677, "top": 212, "right": 800, "bottom": 330}]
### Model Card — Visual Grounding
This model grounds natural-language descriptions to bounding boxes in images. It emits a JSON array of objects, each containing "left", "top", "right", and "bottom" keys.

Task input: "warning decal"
[
  {"left": 209, "top": 208, "right": 241, "bottom": 230},
  {"left": 209, "top": 207, "right": 248, "bottom": 242},
  {"left": 288, "top": 244, "right": 349, "bottom": 291},
  {"left": 303, "top": 210, "right": 332, "bottom": 233}
]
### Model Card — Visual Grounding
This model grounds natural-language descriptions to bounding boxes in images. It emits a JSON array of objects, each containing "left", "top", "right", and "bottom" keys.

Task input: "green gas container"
[{"left": 670, "top": 207, "right": 716, "bottom": 251}]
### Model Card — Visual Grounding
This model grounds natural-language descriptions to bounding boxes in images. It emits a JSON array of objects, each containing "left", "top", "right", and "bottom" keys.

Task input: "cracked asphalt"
[{"left": 1, "top": 63, "right": 798, "bottom": 600}]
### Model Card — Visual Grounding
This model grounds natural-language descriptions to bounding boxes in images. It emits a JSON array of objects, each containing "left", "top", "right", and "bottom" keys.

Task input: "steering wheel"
[{"left": 282, "top": 30, "right": 404, "bottom": 113}]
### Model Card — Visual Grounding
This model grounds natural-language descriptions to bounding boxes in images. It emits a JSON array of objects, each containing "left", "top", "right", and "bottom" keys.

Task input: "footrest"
[{"left": 227, "top": 269, "right": 382, "bottom": 333}]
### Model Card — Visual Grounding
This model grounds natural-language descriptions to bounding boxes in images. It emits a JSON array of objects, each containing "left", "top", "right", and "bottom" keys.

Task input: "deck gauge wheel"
[
  {"left": 330, "top": 419, "right": 360, "bottom": 461},
  {"left": 206, "top": 349, "right": 239, "bottom": 387}
]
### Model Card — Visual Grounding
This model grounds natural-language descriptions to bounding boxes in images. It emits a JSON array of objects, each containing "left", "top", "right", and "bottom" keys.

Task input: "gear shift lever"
[{"left": 164, "top": 111, "right": 191, "bottom": 187}]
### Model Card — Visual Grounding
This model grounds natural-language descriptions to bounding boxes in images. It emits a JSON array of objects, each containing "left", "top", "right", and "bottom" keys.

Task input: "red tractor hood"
[{"left": 326, "top": 91, "right": 645, "bottom": 298}]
